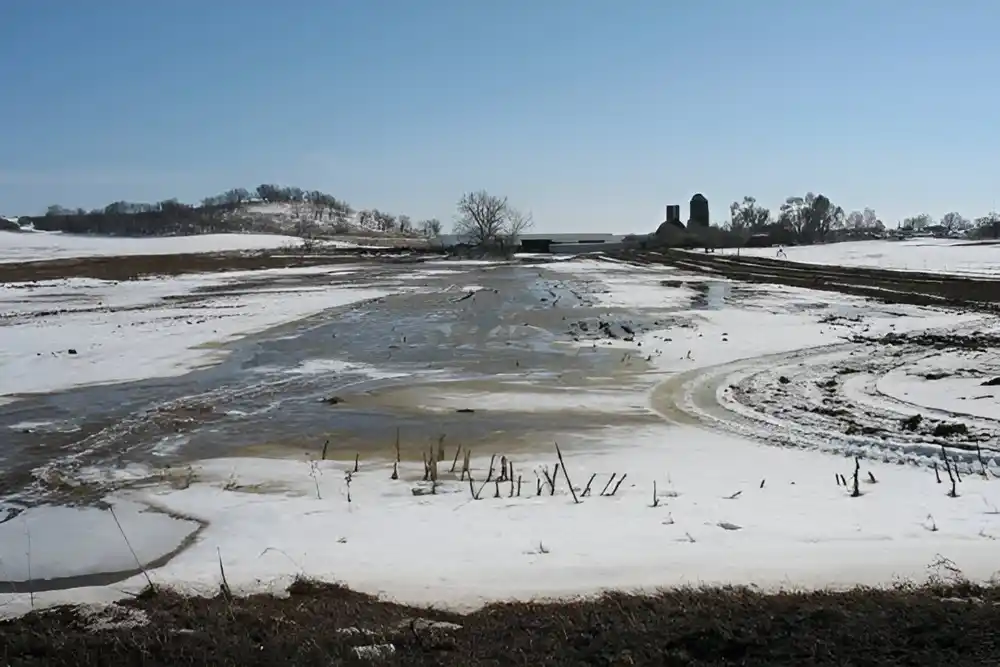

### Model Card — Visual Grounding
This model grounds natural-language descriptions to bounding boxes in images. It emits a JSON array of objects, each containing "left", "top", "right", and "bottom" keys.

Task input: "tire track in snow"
[{"left": 649, "top": 340, "right": 1000, "bottom": 471}]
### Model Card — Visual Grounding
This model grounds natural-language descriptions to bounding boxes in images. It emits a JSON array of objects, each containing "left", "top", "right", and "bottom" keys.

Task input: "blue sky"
[{"left": 1, "top": 1, "right": 998, "bottom": 232}]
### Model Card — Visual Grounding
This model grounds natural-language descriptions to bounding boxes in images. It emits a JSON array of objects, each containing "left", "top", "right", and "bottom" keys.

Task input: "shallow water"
[{"left": 0, "top": 263, "right": 671, "bottom": 501}]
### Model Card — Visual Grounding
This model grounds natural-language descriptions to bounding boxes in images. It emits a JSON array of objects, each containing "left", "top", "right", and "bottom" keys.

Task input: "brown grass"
[{"left": 4, "top": 579, "right": 1000, "bottom": 665}]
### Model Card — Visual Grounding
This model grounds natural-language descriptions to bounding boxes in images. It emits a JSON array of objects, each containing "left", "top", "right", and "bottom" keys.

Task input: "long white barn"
[{"left": 432, "top": 232, "right": 627, "bottom": 254}]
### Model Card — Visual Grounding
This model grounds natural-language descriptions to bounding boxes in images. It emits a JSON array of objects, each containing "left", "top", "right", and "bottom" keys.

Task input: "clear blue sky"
[{"left": 2, "top": 1, "right": 998, "bottom": 232}]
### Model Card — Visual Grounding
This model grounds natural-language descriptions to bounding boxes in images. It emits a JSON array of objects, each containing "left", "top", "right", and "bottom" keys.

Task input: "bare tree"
[
  {"left": 902, "top": 213, "right": 933, "bottom": 230},
  {"left": 453, "top": 190, "right": 533, "bottom": 247},
  {"left": 975, "top": 212, "right": 1000, "bottom": 239},
  {"left": 941, "top": 211, "right": 970, "bottom": 233},
  {"left": 728, "top": 196, "right": 770, "bottom": 234},
  {"left": 779, "top": 193, "right": 841, "bottom": 244},
  {"left": 454, "top": 190, "right": 508, "bottom": 245},
  {"left": 504, "top": 207, "right": 534, "bottom": 244},
  {"left": 419, "top": 218, "right": 443, "bottom": 237},
  {"left": 861, "top": 207, "right": 882, "bottom": 231},
  {"left": 371, "top": 209, "right": 396, "bottom": 233}
]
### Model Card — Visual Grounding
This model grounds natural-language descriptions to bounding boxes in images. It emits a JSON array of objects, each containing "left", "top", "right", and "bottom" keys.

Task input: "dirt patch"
[
  {"left": 0, "top": 248, "right": 439, "bottom": 283},
  {"left": 618, "top": 248, "right": 1000, "bottom": 311},
  {"left": 4, "top": 580, "right": 1000, "bottom": 665},
  {"left": 856, "top": 331, "right": 1000, "bottom": 351}
]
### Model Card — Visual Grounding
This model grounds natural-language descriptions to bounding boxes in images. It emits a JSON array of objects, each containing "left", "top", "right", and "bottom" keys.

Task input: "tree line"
[
  {"left": 722, "top": 193, "right": 1000, "bottom": 244},
  {"left": 19, "top": 184, "right": 445, "bottom": 238}
]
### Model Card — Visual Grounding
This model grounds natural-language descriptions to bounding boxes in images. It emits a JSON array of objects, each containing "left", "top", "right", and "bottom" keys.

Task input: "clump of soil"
[{"left": 933, "top": 422, "right": 970, "bottom": 438}]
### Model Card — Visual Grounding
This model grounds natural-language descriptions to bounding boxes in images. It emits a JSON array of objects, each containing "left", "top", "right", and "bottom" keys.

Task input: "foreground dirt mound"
[{"left": 4, "top": 581, "right": 1000, "bottom": 665}]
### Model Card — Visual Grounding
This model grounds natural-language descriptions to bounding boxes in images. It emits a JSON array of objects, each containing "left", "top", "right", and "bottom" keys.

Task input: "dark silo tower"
[{"left": 689, "top": 193, "right": 710, "bottom": 228}]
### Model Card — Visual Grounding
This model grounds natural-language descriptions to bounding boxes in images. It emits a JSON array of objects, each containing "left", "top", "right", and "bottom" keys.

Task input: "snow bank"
[
  {"left": 0, "top": 266, "right": 386, "bottom": 397},
  {"left": 728, "top": 239, "right": 1000, "bottom": 276},
  {"left": 0, "top": 231, "right": 306, "bottom": 263}
]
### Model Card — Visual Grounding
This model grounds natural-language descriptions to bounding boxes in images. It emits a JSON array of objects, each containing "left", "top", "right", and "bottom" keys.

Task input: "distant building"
[
  {"left": 689, "top": 194, "right": 710, "bottom": 228},
  {"left": 665, "top": 204, "right": 681, "bottom": 225},
  {"left": 657, "top": 204, "right": 685, "bottom": 235},
  {"left": 430, "top": 232, "right": 627, "bottom": 254}
]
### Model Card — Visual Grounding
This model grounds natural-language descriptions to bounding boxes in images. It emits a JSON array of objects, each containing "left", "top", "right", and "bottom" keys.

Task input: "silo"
[{"left": 689, "top": 194, "right": 709, "bottom": 227}]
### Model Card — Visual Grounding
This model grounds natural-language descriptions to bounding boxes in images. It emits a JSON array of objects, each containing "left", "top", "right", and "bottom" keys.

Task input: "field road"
[{"left": 612, "top": 248, "right": 1000, "bottom": 310}]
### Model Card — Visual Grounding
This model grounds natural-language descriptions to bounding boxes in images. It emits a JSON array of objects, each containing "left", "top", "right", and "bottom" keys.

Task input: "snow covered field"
[
  {"left": 728, "top": 238, "right": 1000, "bottom": 276},
  {"left": 0, "top": 266, "right": 388, "bottom": 398},
  {"left": 3, "top": 256, "right": 1000, "bottom": 617},
  {"left": 0, "top": 230, "right": 308, "bottom": 263}
]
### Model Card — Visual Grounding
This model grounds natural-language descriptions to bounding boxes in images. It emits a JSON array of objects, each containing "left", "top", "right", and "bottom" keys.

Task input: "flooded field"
[{"left": 0, "top": 260, "right": 678, "bottom": 502}]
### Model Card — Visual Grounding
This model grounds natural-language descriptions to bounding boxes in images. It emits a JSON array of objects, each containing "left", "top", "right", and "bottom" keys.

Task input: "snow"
[
  {"left": 875, "top": 351, "right": 1000, "bottom": 421},
  {"left": 0, "top": 501, "right": 198, "bottom": 582},
  {"left": 0, "top": 267, "right": 388, "bottom": 398},
  {"left": 0, "top": 230, "right": 307, "bottom": 263},
  {"left": 728, "top": 239, "right": 1000, "bottom": 276},
  {"left": 4, "top": 420, "right": 999, "bottom": 616},
  {"left": 4, "top": 255, "right": 1000, "bottom": 617}
]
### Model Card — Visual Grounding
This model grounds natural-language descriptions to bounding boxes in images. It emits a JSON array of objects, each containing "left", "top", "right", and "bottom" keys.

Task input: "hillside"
[{"left": 11, "top": 201, "right": 427, "bottom": 245}]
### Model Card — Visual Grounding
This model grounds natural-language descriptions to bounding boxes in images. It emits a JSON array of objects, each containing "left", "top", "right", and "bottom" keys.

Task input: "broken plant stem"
[
  {"left": 600, "top": 473, "right": 617, "bottom": 497},
  {"left": 941, "top": 446, "right": 958, "bottom": 497},
  {"left": 554, "top": 443, "right": 580, "bottom": 504},
  {"left": 609, "top": 474, "right": 627, "bottom": 496},
  {"left": 851, "top": 457, "right": 861, "bottom": 497},
  {"left": 109, "top": 504, "right": 154, "bottom": 590},
  {"left": 218, "top": 547, "right": 232, "bottom": 601}
]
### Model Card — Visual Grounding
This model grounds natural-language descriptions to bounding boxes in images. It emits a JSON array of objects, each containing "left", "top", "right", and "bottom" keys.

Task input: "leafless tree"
[
  {"left": 779, "top": 193, "right": 842, "bottom": 243},
  {"left": 453, "top": 190, "right": 533, "bottom": 247},
  {"left": 728, "top": 196, "right": 770, "bottom": 234},
  {"left": 419, "top": 218, "right": 443, "bottom": 237},
  {"left": 941, "top": 211, "right": 970, "bottom": 233},
  {"left": 504, "top": 207, "right": 534, "bottom": 244},
  {"left": 902, "top": 213, "right": 933, "bottom": 230}
]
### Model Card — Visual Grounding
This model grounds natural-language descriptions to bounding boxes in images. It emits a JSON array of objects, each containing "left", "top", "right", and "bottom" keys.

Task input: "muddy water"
[{"left": 0, "top": 262, "right": 675, "bottom": 501}]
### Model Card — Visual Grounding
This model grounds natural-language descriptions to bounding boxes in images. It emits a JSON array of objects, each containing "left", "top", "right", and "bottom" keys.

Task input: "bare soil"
[
  {"left": 616, "top": 249, "right": 1000, "bottom": 310},
  {"left": 3, "top": 580, "right": 999, "bottom": 665},
  {"left": 0, "top": 247, "right": 437, "bottom": 283}
]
